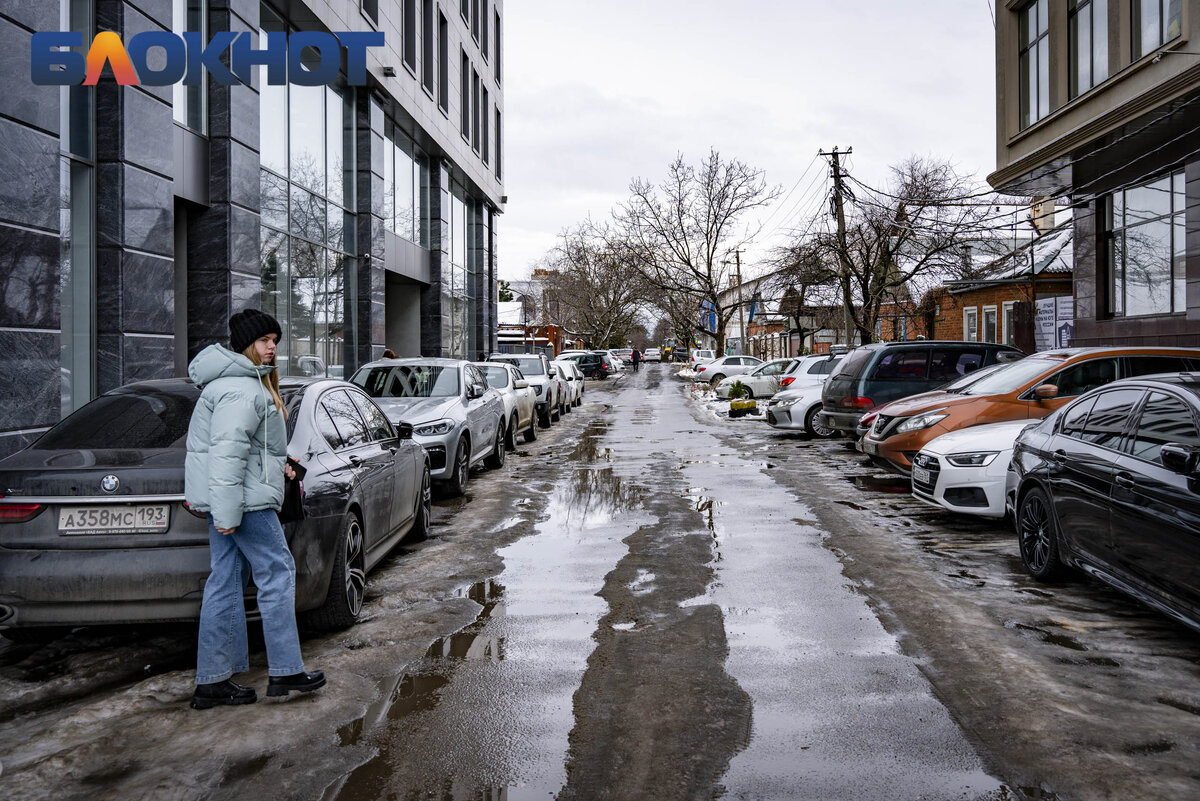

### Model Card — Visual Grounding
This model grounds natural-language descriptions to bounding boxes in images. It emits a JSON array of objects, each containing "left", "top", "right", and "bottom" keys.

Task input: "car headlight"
[
  {"left": 772, "top": 396, "right": 800, "bottom": 408},
  {"left": 414, "top": 418, "right": 454, "bottom": 436},
  {"left": 945, "top": 451, "right": 999, "bottom": 467},
  {"left": 533, "top": 385, "right": 543, "bottom": 396},
  {"left": 894, "top": 410, "right": 949, "bottom": 434}
]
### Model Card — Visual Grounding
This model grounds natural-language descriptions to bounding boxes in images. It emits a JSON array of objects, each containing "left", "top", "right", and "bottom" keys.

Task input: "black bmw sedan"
[
  {"left": 0, "top": 377, "right": 430, "bottom": 639},
  {"left": 1010, "top": 373, "right": 1200, "bottom": 632}
]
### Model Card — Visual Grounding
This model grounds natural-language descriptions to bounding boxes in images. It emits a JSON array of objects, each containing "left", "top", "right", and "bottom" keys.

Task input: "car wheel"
[
  {"left": 744, "top": 387, "right": 754, "bottom": 399},
  {"left": 443, "top": 438, "right": 470, "bottom": 497},
  {"left": 505, "top": 413, "right": 519, "bottom": 451},
  {"left": 538, "top": 406, "right": 552, "bottom": 428},
  {"left": 407, "top": 465, "right": 432, "bottom": 543},
  {"left": 562, "top": 397, "right": 572, "bottom": 414},
  {"left": 805, "top": 404, "right": 836, "bottom": 438},
  {"left": 1018, "top": 487, "right": 1064, "bottom": 581},
  {"left": 524, "top": 417, "right": 539, "bottom": 442},
  {"left": 551, "top": 400, "right": 561, "bottom": 422},
  {"left": 485, "top": 423, "right": 506, "bottom": 469},
  {"left": 710, "top": 373, "right": 726, "bottom": 386},
  {"left": 306, "top": 513, "right": 366, "bottom": 631}
]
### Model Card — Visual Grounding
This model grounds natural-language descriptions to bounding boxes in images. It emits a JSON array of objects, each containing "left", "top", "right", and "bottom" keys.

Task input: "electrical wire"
[{"left": 757, "top": 153, "right": 822, "bottom": 232}]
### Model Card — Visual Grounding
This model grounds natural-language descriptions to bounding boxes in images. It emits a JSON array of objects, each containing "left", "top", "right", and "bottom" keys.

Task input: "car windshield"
[
  {"left": 35, "top": 386, "right": 198, "bottom": 449},
  {"left": 480, "top": 365, "right": 510, "bottom": 388},
  {"left": 352, "top": 364, "right": 460, "bottom": 398},
  {"left": 494, "top": 356, "right": 545, "bottom": 376},
  {"left": 958, "top": 357, "right": 1066, "bottom": 396}
]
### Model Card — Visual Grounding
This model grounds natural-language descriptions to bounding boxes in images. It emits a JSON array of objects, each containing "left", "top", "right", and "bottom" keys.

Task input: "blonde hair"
[{"left": 242, "top": 343, "right": 288, "bottom": 420}]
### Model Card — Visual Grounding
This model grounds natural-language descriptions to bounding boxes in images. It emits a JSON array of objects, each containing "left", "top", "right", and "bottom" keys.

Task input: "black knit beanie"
[{"left": 229, "top": 308, "right": 283, "bottom": 354}]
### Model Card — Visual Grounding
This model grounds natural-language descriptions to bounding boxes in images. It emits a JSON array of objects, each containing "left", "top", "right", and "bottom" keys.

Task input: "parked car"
[
  {"left": 715, "top": 357, "right": 793, "bottom": 398},
  {"left": 476, "top": 361, "right": 538, "bottom": 447},
  {"left": 1009, "top": 373, "right": 1200, "bottom": 633},
  {"left": 612, "top": 348, "right": 634, "bottom": 365},
  {"left": 601, "top": 350, "right": 626, "bottom": 373},
  {"left": 0, "top": 377, "right": 430, "bottom": 638},
  {"left": 696, "top": 355, "right": 763, "bottom": 385},
  {"left": 553, "top": 358, "right": 585, "bottom": 408},
  {"left": 779, "top": 352, "right": 845, "bottom": 390},
  {"left": 689, "top": 349, "right": 716, "bottom": 370},
  {"left": 763, "top": 354, "right": 848, "bottom": 437},
  {"left": 910, "top": 420, "right": 1035, "bottom": 518},
  {"left": 644, "top": 348, "right": 661, "bottom": 362},
  {"left": 861, "top": 347, "right": 1200, "bottom": 473},
  {"left": 820, "top": 341, "right": 1025, "bottom": 438},
  {"left": 593, "top": 351, "right": 624, "bottom": 377},
  {"left": 351, "top": 358, "right": 505, "bottom": 496},
  {"left": 489, "top": 353, "right": 562, "bottom": 427},
  {"left": 557, "top": 351, "right": 607, "bottom": 379}
]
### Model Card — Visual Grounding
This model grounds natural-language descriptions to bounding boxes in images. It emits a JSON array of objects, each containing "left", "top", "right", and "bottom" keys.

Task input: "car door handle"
[
  {"left": 348, "top": 454, "right": 362, "bottom": 466},
  {"left": 1051, "top": 450, "right": 1067, "bottom": 464},
  {"left": 1114, "top": 473, "right": 1135, "bottom": 489}
]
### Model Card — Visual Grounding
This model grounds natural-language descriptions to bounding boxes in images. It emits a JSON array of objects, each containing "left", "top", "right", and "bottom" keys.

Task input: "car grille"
[
  {"left": 910, "top": 451, "right": 940, "bottom": 498},
  {"left": 871, "top": 414, "right": 894, "bottom": 438},
  {"left": 426, "top": 445, "right": 447, "bottom": 471}
]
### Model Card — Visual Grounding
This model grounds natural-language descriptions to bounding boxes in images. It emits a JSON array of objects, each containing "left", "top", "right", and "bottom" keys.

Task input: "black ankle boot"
[
  {"left": 191, "top": 679, "right": 257, "bottom": 709},
  {"left": 266, "top": 670, "right": 326, "bottom": 697}
]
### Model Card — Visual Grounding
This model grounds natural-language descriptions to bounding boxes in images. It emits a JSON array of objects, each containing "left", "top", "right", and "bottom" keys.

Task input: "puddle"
[
  {"left": 835, "top": 500, "right": 867, "bottom": 511},
  {"left": 1007, "top": 621, "right": 1089, "bottom": 651},
  {"left": 844, "top": 474, "right": 912, "bottom": 494}
]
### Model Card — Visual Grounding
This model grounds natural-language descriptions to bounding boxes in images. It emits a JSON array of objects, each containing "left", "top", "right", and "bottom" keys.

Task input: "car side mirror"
[
  {"left": 467, "top": 384, "right": 484, "bottom": 400},
  {"left": 1033, "top": 384, "right": 1059, "bottom": 400},
  {"left": 548, "top": 367, "right": 558, "bottom": 378},
  {"left": 1160, "top": 443, "right": 1200, "bottom": 475},
  {"left": 396, "top": 422, "right": 414, "bottom": 440},
  {"left": 514, "top": 379, "right": 529, "bottom": 389}
]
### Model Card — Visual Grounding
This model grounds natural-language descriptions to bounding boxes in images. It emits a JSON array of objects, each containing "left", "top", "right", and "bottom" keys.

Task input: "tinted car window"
[
  {"left": 831, "top": 348, "right": 875, "bottom": 379},
  {"left": 1050, "top": 358, "right": 1119, "bottom": 397},
  {"left": 315, "top": 404, "right": 344, "bottom": 450},
  {"left": 1059, "top": 396, "right": 1097, "bottom": 439},
  {"left": 1125, "top": 355, "right": 1195, "bottom": 378},
  {"left": 870, "top": 350, "right": 929, "bottom": 380},
  {"left": 353, "top": 365, "right": 460, "bottom": 397},
  {"left": 494, "top": 356, "right": 544, "bottom": 376},
  {"left": 348, "top": 391, "right": 395, "bottom": 442},
  {"left": 1079, "top": 389, "right": 1143, "bottom": 449},
  {"left": 35, "top": 387, "right": 197, "bottom": 449},
  {"left": 1128, "top": 392, "right": 1200, "bottom": 464},
  {"left": 481, "top": 365, "right": 511, "bottom": 388},
  {"left": 929, "top": 349, "right": 983, "bottom": 381},
  {"left": 322, "top": 390, "right": 371, "bottom": 449}
]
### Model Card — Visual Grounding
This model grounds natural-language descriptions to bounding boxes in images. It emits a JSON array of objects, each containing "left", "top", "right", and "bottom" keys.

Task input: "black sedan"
[
  {"left": 0, "top": 377, "right": 430, "bottom": 639},
  {"left": 1010, "top": 373, "right": 1200, "bottom": 632}
]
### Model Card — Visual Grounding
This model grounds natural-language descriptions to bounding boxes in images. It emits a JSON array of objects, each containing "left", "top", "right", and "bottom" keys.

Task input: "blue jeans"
[{"left": 195, "top": 509, "right": 305, "bottom": 684}]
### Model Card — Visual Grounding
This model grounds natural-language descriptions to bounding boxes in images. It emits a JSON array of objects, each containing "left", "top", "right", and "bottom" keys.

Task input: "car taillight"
[
  {"left": 780, "top": 376, "right": 795, "bottom": 388},
  {"left": 0, "top": 502, "right": 45, "bottom": 523},
  {"left": 182, "top": 500, "right": 208, "bottom": 519},
  {"left": 842, "top": 396, "right": 874, "bottom": 410},
  {"left": 697, "top": 365, "right": 707, "bottom": 372}
]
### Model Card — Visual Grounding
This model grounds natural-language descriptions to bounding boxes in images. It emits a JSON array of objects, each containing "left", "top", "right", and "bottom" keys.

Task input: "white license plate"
[
  {"left": 58, "top": 504, "right": 171, "bottom": 534},
  {"left": 863, "top": 439, "right": 878, "bottom": 455},
  {"left": 912, "top": 466, "right": 931, "bottom": 485}
]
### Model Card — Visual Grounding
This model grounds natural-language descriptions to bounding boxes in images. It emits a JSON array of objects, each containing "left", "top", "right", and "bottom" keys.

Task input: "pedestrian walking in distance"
[
  {"left": 631, "top": 347, "right": 642, "bottom": 372},
  {"left": 185, "top": 308, "right": 325, "bottom": 709}
]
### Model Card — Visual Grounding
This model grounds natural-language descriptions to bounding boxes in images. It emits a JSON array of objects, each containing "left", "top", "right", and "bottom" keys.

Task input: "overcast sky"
[{"left": 500, "top": 0, "right": 998, "bottom": 281}]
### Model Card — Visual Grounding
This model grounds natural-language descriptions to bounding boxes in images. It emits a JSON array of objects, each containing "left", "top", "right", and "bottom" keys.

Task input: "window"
[
  {"left": 1050, "top": 357, "right": 1119, "bottom": 397},
  {"left": 172, "top": 0, "right": 206, "bottom": 132},
  {"left": 460, "top": 0, "right": 469, "bottom": 22},
  {"left": 1132, "top": 0, "right": 1183, "bottom": 60},
  {"left": 422, "top": 0, "right": 435, "bottom": 95},
  {"left": 482, "top": 0, "right": 489, "bottom": 58},
  {"left": 1069, "top": 0, "right": 1108, "bottom": 99},
  {"left": 1019, "top": 0, "right": 1050, "bottom": 129},
  {"left": 1079, "top": 389, "right": 1143, "bottom": 449},
  {"left": 1128, "top": 391, "right": 1200, "bottom": 463},
  {"left": 403, "top": 0, "right": 417, "bottom": 73},
  {"left": 471, "top": 68, "right": 481, "bottom": 152},
  {"left": 870, "top": 350, "right": 929, "bottom": 381},
  {"left": 1107, "top": 170, "right": 1186, "bottom": 317},
  {"left": 983, "top": 306, "right": 998, "bottom": 343},
  {"left": 321, "top": 390, "right": 371, "bottom": 449},
  {"left": 361, "top": 0, "right": 378, "bottom": 25},
  {"left": 438, "top": 12, "right": 449, "bottom": 112},
  {"left": 494, "top": 107, "right": 502, "bottom": 179},
  {"left": 963, "top": 307, "right": 978, "bottom": 342},
  {"left": 348, "top": 391, "right": 395, "bottom": 442},
  {"left": 1002, "top": 301, "right": 1016, "bottom": 346},
  {"left": 472, "top": 0, "right": 481, "bottom": 41},
  {"left": 1126, "top": 355, "right": 1194, "bottom": 376},
  {"left": 460, "top": 51, "right": 471, "bottom": 139},
  {"left": 494, "top": 10, "right": 501, "bottom": 83},
  {"left": 482, "top": 87, "right": 490, "bottom": 164},
  {"left": 929, "top": 349, "right": 983, "bottom": 381},
  {"left": 1060, "top": 396, "right": 1097, "bottom": 439}
]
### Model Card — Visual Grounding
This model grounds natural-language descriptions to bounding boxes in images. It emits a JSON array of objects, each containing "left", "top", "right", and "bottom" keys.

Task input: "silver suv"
[{"left": 488, "top": 353, "right": 561, "bottom": 428}]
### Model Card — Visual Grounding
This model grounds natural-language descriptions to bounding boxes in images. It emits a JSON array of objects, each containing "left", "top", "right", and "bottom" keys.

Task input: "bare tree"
[
  {"left": 615, "top": 149, "right": 780, "bottom": 354},
  {"left": 798, "top": 156, "right": 1004, "bottom": 344},
  {"left": 763, "top": 238, "right": 843, "bottom": 350}
]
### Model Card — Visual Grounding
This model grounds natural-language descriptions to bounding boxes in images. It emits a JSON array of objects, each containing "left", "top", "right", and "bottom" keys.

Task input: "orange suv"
[{"left": 861, "top": 347, "right": 1200, "bottom": 474}]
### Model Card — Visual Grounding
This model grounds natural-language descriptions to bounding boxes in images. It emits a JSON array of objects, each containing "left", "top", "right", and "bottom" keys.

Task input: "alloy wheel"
[{"left": 343, "top": 518, "right": 366, "bottom": 618}]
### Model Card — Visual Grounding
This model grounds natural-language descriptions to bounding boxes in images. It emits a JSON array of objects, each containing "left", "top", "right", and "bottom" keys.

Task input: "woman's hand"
[
  {"left": 216, "top": 526, "right": 235, "bottom": 535},
  {"left": 284, "top": 462, "right": 296, "bottom": 480}
]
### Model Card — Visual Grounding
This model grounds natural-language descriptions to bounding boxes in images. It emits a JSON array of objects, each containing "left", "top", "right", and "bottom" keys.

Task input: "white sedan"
[
  {"left": 714, "top": 357, "right": 793, "bottom": 398},
  {"left": 695, "top": 355, "right": 763, "bottom": 385},
  {"left": 910, "top": 420, "right": 1036, "bottom": 518},
  {"left": 764, "top": 380, "right": 836, "bottom": 437}
]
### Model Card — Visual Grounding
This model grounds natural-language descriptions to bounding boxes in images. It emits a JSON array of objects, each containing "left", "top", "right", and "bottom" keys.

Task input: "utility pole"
[
  {"left": 733, "top": 250, "right": 746, "bottom": 356},
  {"left": 820, "top": 146, "right": 854, "bottom": 346}
]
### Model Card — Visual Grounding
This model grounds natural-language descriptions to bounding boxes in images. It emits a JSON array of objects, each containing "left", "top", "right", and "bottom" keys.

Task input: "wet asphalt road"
[{"left": 2, "top": 363, "right": 1200, "bottom": 800}]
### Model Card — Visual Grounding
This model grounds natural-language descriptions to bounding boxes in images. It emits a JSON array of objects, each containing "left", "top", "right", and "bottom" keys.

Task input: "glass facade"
[
  {"left": 1019, "top": 0, "right": 1050, "bottom": 129},
  {"left": 258, "top": 7, "right": 356, "bottom": 378},
  {"left": 172, "top": 0, "right": 206, "bottom": 132},
  {"left": 383, "top": 122, "right": 429, "bottom": 246},
  {"left": 1107, "top": 170, "right": 1186, "bottom": 317},
  {"left": 1132, "top": 0, "right": 1183, "bottom": 60},
  {"left": 1068, "top": 0, "right": 1108, "bottom": 99}
]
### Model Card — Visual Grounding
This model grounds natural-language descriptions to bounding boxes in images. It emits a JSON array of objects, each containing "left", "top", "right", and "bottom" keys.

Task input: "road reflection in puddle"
[{"left": 844, "top": 473, "right": 912, "bottom": 493}]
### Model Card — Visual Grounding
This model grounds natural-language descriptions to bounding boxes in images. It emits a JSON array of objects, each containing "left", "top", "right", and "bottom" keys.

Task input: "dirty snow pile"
[{"left": 689, "top": 382, "right": 763, "bottom": 422}]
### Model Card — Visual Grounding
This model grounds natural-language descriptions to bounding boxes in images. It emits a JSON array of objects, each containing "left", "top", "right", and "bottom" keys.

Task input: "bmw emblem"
[{"left": 101, "top": 475, "right": 119, "bottom": 493}]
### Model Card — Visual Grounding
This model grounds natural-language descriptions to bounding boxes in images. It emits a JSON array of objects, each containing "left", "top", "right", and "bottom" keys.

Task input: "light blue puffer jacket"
[{"left": 184, "top": 344, "right": 287, "bottom": 531}]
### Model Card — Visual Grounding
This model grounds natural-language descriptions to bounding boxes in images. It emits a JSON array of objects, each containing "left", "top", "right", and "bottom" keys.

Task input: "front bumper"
[
  {"left": 765, "top": 404, "right": 804, "bottom": 430},
  {"left": 414, "top": 429, "right": 461, "bottom": 480},
  {"left": 910, "top": 451, "right": 1011, "bottom": 518}
]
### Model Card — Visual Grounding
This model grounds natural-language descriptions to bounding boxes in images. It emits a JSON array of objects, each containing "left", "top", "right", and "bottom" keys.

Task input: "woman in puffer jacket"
[{"left": 185, "top": 309, "right": 324, "bottom": 709}]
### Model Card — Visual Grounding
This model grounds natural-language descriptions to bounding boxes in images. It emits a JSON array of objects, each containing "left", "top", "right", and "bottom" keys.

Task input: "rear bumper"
[
  {"left": 0, "top": 545, "right": 210, "bottom": 627},
  {"left": 820, "top": 409, "right": 864, "bottom": 433}
]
